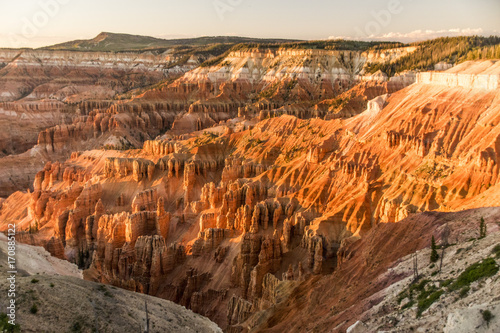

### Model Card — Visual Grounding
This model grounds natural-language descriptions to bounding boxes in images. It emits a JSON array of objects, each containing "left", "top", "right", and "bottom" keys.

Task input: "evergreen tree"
[
  {"left": 430, "top": 236, "right": 439, "bottom": 263},
  {"left": 480, "top": 217, "right": 487, "bottom": 239}
]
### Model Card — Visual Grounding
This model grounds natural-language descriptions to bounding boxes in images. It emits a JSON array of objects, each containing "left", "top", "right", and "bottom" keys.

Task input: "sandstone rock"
[
  {"left": 227, "top": 295, "right": 253, "bottom": 326},
  {"left": 346, "top": 320, "right": 368, "bottom": 333},
  {"left": 131, "top": 189, "right": 158, "bottom": 213},
  {"left": 156, "top": 197, "right": 171, "bottom": 241},
  {"left": 192, "top": 228, "right": 229, "bottom": 257}
]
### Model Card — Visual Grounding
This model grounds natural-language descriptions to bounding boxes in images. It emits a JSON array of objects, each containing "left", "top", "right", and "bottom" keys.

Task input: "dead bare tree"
[
  {"left": 439, "top": 246, "right": 445, "bottom": 272},
  {"left": 413, "top": 253, "right": 419, "bottom": 282},
  {"left": 439, "top": 223, "right": 450, "bottom": 272},
  {"left": 144, "top": 300, "right": 150, "bottom": 333}
]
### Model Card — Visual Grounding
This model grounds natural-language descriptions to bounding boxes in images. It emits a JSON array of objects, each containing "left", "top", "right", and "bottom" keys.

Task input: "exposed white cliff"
[
  {"left": 417, "top": 72, "right": 499, "bottom": 90},
  {"left": 182, "top": 48, "right": 416, "bottom": 85},
  {"left": 417, "top": 60, "right": 500, "bottom": 90},
  {"left": 0, "top": 48, "right": 196, "bottom": 74}
]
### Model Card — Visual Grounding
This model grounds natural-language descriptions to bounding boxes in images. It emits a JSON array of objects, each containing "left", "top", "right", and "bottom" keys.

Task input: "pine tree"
[
  {"left": 480, "top": 217, "right": 487, "bottom": 239},
  {"left": 430, "top": 236, "right": 439, "bottom": 263}
]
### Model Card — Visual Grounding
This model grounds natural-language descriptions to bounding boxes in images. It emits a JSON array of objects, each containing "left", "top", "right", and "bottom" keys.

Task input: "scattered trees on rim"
[{"left": 366, "top": 36, "right": 500, "bottom": 76}]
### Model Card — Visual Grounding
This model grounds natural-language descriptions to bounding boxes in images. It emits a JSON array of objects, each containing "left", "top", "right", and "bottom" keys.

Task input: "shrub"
[
  {"left": 0, "top": 313, "right": 21, "bottom": 332},
  {"left": 30, "top": 278, "right": 39, "bottom": 284},
  {"left": 459, "top": 286, "right": 470, "bottom": 298},
  {"left": 482, "top": 309, "right": 494, "bottom": 327},
  {"left": 401, "top": 299, "right": 415, "bottom": 310},
  {"left": 397, "top": 290, "right": 408, "bottom": 304},
  {"left": 449, "top": 258, "right": 499, "bottom": 291},
  {"left": 440, "top": 279, "right": 453, "bottom": 288},
  {"left": 70, "top": 321, "right": 83, "bottom": 332},
  {"left": 417, "top": 289, "right": 444, "bottom": 317},
  {"left": 30, "top": 304, "right": 38, "bottom": 314},
  {"left": 491, "top": 244, "right": 500, "bottom": 258},
  {"left": 410, "top": 279, "right": 430, "bottom": 295},
  {"left": 399, "top": 278, "right": 447, "bottom": 316}
]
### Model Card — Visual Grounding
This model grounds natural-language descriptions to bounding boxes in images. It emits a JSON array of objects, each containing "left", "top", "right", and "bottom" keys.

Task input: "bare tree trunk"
[
  {"left": 439, "top": 246, "right": 445, "bottom": 272},
  {"left": 90, "top": 300, "right": 99, "bottom": 333},
  {"left": 144, "top": 301, "right": 150, "bottom": 333},
  {"left": 413, "top": 253, "right": 419, "bottom": 282},
  {"left": 440, "top": 225, "right": 449, "bottom": 273}
]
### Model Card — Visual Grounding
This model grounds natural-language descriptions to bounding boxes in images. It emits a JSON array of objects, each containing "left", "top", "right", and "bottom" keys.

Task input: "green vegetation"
[
  {"left": 282, "top": 146, "right": 304, "bottom": 163},
  {"left": 229, "top": 39, "right": 400, "bottom": 52},
  {"left": 102, "top": 138, "right": 135, "bottom": 151},
  {"left": 397, "top": 279, "right": 428, "bottom": 304},
  {"left": 401, "top": 299, "right": 415, "bottom": 310},
  {"left": 0, "top": 313, "right": 21, "bottom": 333},
  {"left": 28, "top": 221, "right": 39, "bottom": 234},
  {"left": 430, "top": 236, "right": 439, "bottom": 263},
  {"left": 192, "top": 131, "right": 221, "bottom": 147},
  {"left": 259, "top": 81, "right": 281, "bottom": 99},
  {"left": 491, "top": 244, "right": 500, "bottom": 258},
  {"left": 43, "top": 32, "right": 298, "bottom": 52},
  {"left": 29, "top": 304, "right": 38, "bottom": 314},
  {"left": 449, "top": 258, "right": 499, "bottom": 291},
  {"left": 417, "top": 289, "right": 444, "bottom": 317},
  {"left": 398, "top": 250, "right": 499, "bottom": 318},
  {"left": 398, "top": 279, "right": 445, "bottom": 316},
  {"left": 43, "top": 32, "right": 302, "bottom": 73},
  {"left": 440, "top": 279, "right": 453, "bottom": 288},
  {"left": 202, "top": 39, "right": 402, "bottom": 68},
  {"left": 482, "top": 309, "right": 494, "bottom": 327},
  {"left": 366, "top": 36, "right": 500, "bottom": 76},
  {"left": 70, "top": 320, "right": 83, "bottom": 332},
  {"left": 199, "top": 52, "right": 231, "bottom": 67},
  {"left": 97, "top": 284, "right": 114, "bottom": 298},
  {"left": 459, "top": 286, "right": 470, "bottom": 298},
  {"left": 30, "top": 278, "right": 39, "bottom": 284}
]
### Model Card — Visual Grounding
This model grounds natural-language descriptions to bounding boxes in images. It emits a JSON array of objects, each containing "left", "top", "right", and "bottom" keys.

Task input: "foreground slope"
[{"left": 0, "top": 234, "right": 221, "bottom": 333}]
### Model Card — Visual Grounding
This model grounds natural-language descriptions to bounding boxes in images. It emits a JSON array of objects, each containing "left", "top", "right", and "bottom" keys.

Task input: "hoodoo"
[{"left": 1, "top": 28, "right": 500, "bottom": 332}]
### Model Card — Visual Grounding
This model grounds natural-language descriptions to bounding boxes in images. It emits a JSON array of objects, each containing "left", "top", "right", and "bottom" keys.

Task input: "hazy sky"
[{"left": 1, "top": 0, "right": 499, "bottom": 48}]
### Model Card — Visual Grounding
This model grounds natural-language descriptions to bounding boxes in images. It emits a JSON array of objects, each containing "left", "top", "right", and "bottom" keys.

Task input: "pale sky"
[{"left": 0, "top": 0, "right": 499, "bottom": 48}]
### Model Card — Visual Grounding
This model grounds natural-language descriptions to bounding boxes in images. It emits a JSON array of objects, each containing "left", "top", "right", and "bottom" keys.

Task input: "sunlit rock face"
[{"left": 1, "top": 40, "right": 500, "bottom": 331}]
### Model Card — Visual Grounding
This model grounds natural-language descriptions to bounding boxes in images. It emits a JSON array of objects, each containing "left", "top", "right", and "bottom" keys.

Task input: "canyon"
[{"left": 1, "top": 35, "right": 500, "bottom": 332}]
